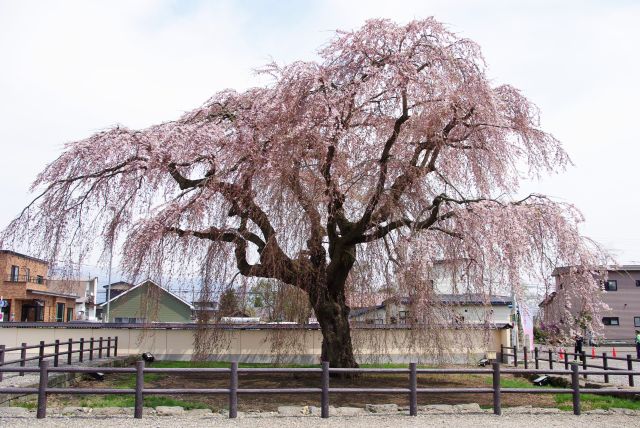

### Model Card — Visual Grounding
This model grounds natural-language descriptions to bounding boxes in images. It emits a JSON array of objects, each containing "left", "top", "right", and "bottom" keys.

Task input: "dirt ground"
[{"left": 48, "top": 366, "right": 556, "bottom": 412}]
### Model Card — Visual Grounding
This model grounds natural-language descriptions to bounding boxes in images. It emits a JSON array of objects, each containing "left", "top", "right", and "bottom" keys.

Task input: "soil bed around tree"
[{"left": 41, "top": 362, "right": 558, "bottom": 412}]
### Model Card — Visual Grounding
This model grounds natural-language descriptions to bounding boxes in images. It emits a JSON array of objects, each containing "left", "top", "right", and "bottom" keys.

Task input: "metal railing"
[
  {"left": 0, "top": 336, "right": 118, "bottom": 381},
  {"left": 500, "top": 344, "right": 640, "bottom": 386},
  {"left": 4, "top": 274, "right": 46, "bottom": 284},
  {"left": 1, "top": 361, "right": 639, "bottom": 419}
]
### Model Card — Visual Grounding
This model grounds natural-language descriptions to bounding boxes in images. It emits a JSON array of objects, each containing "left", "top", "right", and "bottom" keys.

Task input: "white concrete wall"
[{"left": 0, "top": 325, "right": 507, "bottom": 365}]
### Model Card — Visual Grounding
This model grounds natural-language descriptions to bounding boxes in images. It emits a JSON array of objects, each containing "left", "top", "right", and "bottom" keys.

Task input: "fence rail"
[
  {"left": 0, "top": 336, "right": 118, "bottom": 381},
  {"left": 1, "top": 361, "right": 639, "bottom": 419},
  {"left": 500, "top": 344, "right": 640, "bottom": 386}
]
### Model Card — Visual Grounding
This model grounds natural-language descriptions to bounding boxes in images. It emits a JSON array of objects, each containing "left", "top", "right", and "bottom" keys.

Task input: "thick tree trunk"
[{"left": 310, "top": 286, "right": 359, "bottom": 368}]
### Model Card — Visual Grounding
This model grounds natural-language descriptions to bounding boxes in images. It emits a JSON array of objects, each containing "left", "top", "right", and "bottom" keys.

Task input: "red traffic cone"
[
  {"left": 612, "top": 347, "right": 617, "bottom": 358},
  {"left": 559, "top": 348, "right": 564, "bottom": 360},
  {"left": 591, "top": 347, "right": 596, "bottom": 358}
]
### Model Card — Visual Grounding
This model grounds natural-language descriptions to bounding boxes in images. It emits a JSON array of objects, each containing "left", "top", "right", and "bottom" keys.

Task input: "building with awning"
[{"left": 0, "top": 250, "right": 78, "bottom": 322}]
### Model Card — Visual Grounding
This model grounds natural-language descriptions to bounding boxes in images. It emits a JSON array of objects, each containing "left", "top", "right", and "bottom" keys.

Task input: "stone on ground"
[
  {"left": 60, "top": 406, "right": 92, "bottom": 415},
  {"left": 184, "top": 408, "right": 213, "bottom": 416},
  {"left": 307, "top": 405, "right": 336, "bottom": 416},
  {"left": 453, "top": 403, "right": 482, "bottom": 412},
  {"left": 365, "top": 403, "right": 398, "bottom": 413},
  {"left": 156, "top": 406, "right": 185, "bottom": 416},
  {"left": 419, "top": 404, "right": 454, "bottom": 412},
  {"left": 277, "top": 406, "right": 306, "bottom": 416}
]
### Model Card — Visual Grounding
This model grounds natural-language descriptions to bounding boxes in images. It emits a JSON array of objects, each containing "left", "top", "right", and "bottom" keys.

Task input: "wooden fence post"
[
  {"left": 53, "top": 340, "right": 60, "bottom": 367},
  {"left": 134, "top": 360, "right": 144, "bottom": 419},
  {"left": 534, "top": 347, "right": 539, "bottom": 369},
  {"left": 571, "top": 363, "right": 581, "bottom": 415},
  {"left": 114, "top": 336, "right": 118, "bottom": 357},
  {"left": 229, "top": 362, "right": 238, "bottom": 418},
  {"left": 409, "top": 362, "right": 417, "bottom": 416},
  {"left": 19, "top": 342, "right": 26, "bottom": 376},
  {"left": 67, "top": 339, "right": 72, "bottom": 365},
  {"left": 513, "top": 346, "right": 518, "bottom": 367},
  {"left": 523, "top": 346, "right": 528, "bottom": 369},
  {"left": 321, "top": 361, "right": 330, "bottom": 418},
  {"left": 79, "top": 338, "right": 84, "bottom": 363},
  {"left": 500, "top": 344, "right": 504, "bottom": 364},
  {"left": 107, "top": 337, "right": 111, "bottom": 358},
  {"left": 602, "top": 352, "right": 609, "bottom": 383},
  {"left": 98, "top": 337, "right": 103, "bottom": 359},
  {"left": 0, "top": 345, "right": 5, "bottom": 382},
  {"left": 581, "top": 351, "right": 587, "bottom": 379},
  {"left": 627, "top": 354, "right": 634, "bottom": 387},
  {"left": 564, "top": 349, "right": 569, "bottom": 370},
  {"left": 492, "top": 361, "right": 501, "bottom": 415},
  {"left": 548, "top": 349, "right": 553, "bottom": 370},
  {"left": 38, "top": 340, "right": 45, "bottom": 366},
  {"left": 36, "top": 360, "right": 49, "bottom": 419},
  {"left": 89, "top": 337, "right": 94, "bottom": 360}
]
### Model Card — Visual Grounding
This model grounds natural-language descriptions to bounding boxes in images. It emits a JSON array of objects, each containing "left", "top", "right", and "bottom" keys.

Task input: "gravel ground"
[
  {"left": 1, "top": 411, "right": 639, "bottom": 428},
  {"left": 0, "top": 354, "right": 125, "bottom": 388}
]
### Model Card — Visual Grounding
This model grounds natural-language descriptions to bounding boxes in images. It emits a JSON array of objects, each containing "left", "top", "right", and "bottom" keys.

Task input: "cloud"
[{"left": 1, "top": 0, "right": 639, "bottom": 262}]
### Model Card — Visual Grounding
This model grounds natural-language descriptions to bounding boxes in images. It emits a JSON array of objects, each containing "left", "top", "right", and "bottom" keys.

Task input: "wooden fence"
[
  {"left": 1, "top": 361, "right": 639, "bottom": 419},
  {"left": 0, "top": 336, "right": 118, "bottom": 381},
  {"left": 500, "top": 344, "right": 639, "bottom": 385}
]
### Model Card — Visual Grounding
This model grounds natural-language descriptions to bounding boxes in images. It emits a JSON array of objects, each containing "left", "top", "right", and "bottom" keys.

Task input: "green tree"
[
  {"left": 217, "top": 288, "right": 241, "bottom": 318},
  {"left": 251, "top": 279, "right": 312, "bottom": 323}
]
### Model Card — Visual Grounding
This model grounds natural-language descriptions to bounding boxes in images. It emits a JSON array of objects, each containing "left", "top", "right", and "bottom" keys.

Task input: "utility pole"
[{"left": 105, "top": 242, "right": 113, "bottom": 323}]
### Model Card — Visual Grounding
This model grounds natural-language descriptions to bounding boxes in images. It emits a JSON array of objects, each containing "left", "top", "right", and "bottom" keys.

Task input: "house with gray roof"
[
  {"left": 99, "top": 279, "right": 194, "bottom": 323},
  {"left": 349, "top": 294, "right": 514, "bottom": 327}
]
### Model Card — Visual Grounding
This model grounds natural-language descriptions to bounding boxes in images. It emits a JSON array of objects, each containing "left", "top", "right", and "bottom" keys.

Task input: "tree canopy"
[{"left": 1, "top": 18, "right": 607, "bottom": 367}]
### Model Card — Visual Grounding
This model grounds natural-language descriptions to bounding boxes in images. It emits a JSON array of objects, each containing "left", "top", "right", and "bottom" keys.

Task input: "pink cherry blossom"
[{"left": 1, "top": 18, "right": 608, "bottom": 367}]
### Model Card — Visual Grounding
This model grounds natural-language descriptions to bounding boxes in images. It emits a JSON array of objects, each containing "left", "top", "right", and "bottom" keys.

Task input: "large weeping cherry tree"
[{"left": 2, "top": 18, "right": 608, "bottom": 367}]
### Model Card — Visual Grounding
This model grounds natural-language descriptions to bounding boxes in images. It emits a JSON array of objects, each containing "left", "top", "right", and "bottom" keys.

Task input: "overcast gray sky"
[{"left": 1, "top": 0, "right": 639, "bottom": 272}]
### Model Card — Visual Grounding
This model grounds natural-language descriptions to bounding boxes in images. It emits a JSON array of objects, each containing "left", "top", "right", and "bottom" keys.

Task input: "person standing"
[
  {"left": 574, "top": 335, "right": 584, "bottom": 360},
  {"left": 635, "top": 330, "right": 640, "bottom": 359}
]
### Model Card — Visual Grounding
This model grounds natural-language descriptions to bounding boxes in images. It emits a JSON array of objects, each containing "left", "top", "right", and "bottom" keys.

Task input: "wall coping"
[{"left": 0, "top": 321, "right": 511, "bottom": 330}]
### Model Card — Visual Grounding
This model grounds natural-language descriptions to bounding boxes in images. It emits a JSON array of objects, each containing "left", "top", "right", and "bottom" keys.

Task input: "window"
[
  {"left": 25, "top": 268, "right": 30, "bottom": 282},
  {"left": 115, "top": 317, "right": 143, "bottom": 323},
  {"left": 398, "top": 311, "right": 409, "bottom": 324},
  {"left": 604, "top": 280, "right": 617, "bottom": 291},
  {"left": 35, "top": 306, "right": 44, "bottom": 322},
  {"left": 66, "top": 308, "right": 73, "bottom": 322},
  {"left": 636, "top": 280, "right": 640, "bottom": 287},
  {"left": 56, "top": 303, "right": 65, "bottom": 322},
  {"left": 36, "top": 275, "right": 44, "bottom": 284},
  {"left": 602, "top": 317, "right": 620, "bottom": 326},
  {"left": 10, "top": 265, "right": 19, "bottom": 282},
  {"left": 635, "top": 317, "right": 640, "bottom": 328}
]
